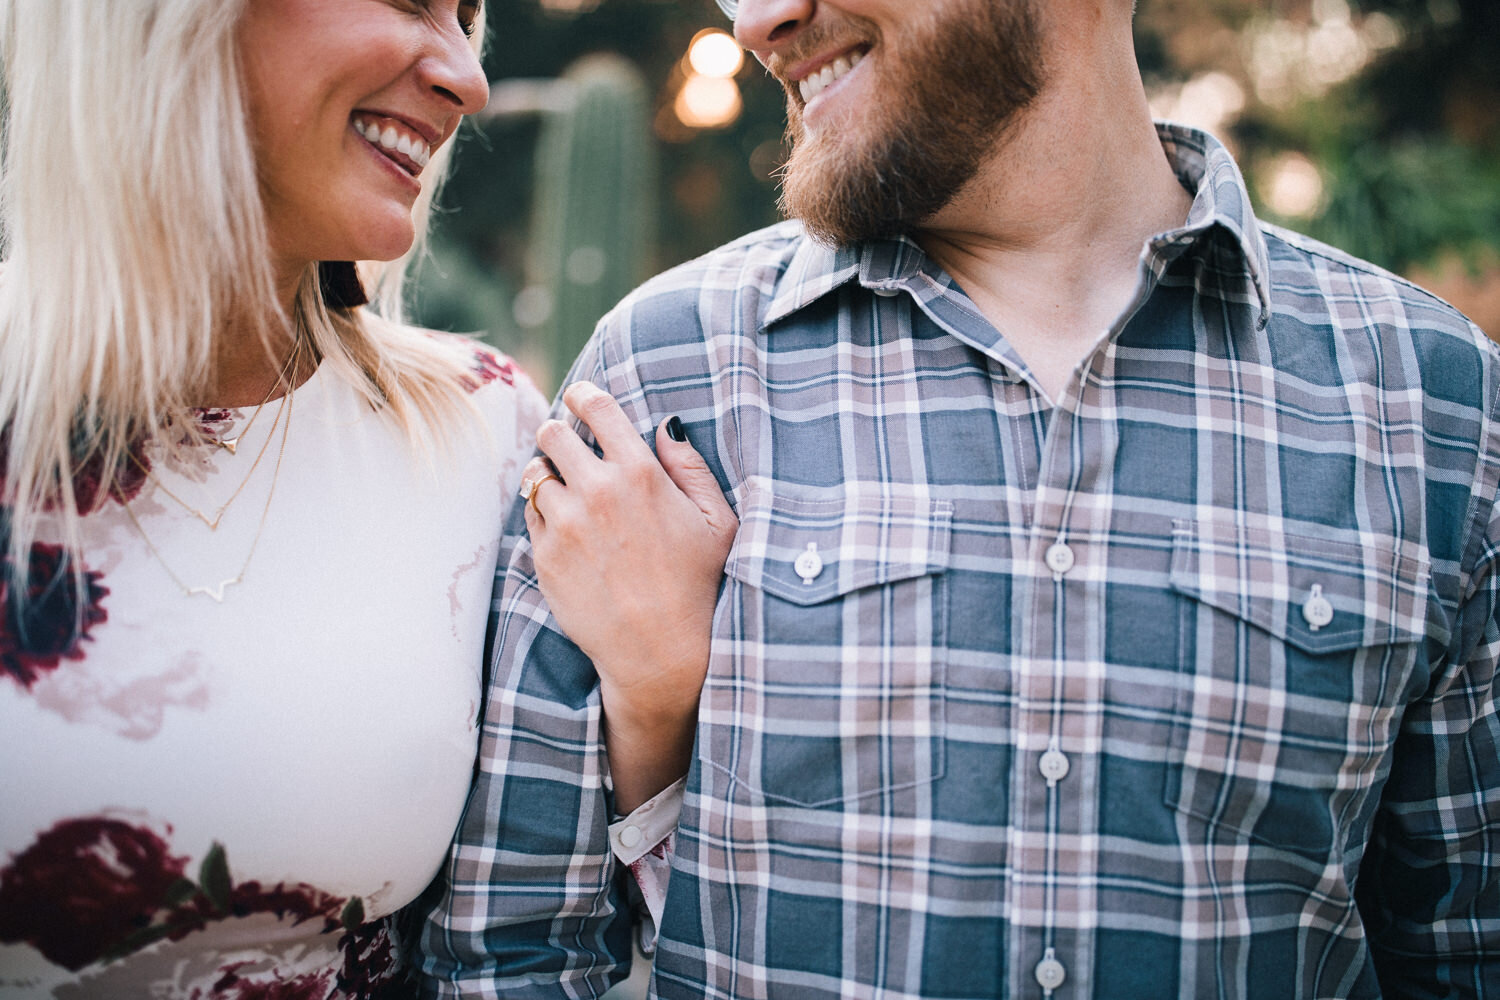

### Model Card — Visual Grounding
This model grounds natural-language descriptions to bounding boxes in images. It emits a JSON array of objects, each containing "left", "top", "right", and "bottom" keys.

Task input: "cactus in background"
[{"left": 528, "top": 54, "right": 659, "bottom": 388}]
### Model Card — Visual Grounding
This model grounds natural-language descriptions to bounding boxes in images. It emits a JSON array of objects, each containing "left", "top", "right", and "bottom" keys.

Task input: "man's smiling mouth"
[{"left": 797, "top": 49, "right": 865, "bottom": 103}]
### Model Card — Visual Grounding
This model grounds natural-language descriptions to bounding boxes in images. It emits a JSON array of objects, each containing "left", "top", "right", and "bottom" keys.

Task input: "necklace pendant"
[
  {"left": 186, "top": 577, "right": 240, "bottom": 602},
  {"left": 217, "top": 437, "right": 239, "bottom": 456}
]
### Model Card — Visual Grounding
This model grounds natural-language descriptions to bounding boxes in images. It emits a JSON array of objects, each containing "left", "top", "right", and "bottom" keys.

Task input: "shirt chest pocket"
[
  {"left": 698, "top": 487, "right": 954, "bottom": 808},
  {"left": 1164, "top": 519, "right": 1431, "bottom": 859}
]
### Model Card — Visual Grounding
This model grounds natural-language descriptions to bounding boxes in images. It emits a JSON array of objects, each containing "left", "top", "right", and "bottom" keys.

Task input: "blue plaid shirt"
[{"left": 415, "top": 125, "right": 1500, "bottom": 999}]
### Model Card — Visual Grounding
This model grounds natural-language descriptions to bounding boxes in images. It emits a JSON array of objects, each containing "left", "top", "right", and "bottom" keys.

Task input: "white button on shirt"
[
  {"left": 1302, "top": 584, "right": 1334, "bottom": 631},
  {"left": 1045, "top": 542, "right": 1075, "bottom": 576},
  {"left": 794, "top": 542, "right": 824, "bottom": 584},
  {"left": 1035, "top": 950, "right": 1066, "bottom": 992},
  {"left": 1039, "top": 748, "right": 1071, "bottom": 785}
]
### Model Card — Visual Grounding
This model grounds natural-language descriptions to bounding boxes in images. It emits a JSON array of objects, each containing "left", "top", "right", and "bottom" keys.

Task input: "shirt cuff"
[{"left": 608, "top": 776, "right": 685, "bottom": 865}]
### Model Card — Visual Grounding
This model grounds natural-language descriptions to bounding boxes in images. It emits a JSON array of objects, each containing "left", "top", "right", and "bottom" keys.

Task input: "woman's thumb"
[{"left": 657, "top": 416, "right": 737, "bottom": 537}]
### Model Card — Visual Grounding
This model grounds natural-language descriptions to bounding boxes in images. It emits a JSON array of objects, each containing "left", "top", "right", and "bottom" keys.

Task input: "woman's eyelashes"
[{"left": 386, "top": 0, "right": 477, "bottom": 38}]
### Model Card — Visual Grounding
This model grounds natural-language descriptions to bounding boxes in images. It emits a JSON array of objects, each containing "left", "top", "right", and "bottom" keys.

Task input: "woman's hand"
[{"left": 520, "top": 381, "right": 737, "bottom": 813}]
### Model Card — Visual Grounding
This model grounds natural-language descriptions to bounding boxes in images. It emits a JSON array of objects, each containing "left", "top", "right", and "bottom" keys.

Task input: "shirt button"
[
  {"left": 794, "top": 543, "right": 823, "bottom": 585},
  {"left": 1039, "top": 748, "right": 1071, "bottom": 785},
  {"left": 1035, "top": 950, "right": 1066, "bottom": 992},
  {"left": 617, "top": 825, "right": 643, "bottom": 849},
  {"left": 1044, "top": 542, "right": 1075, "bottom": 576},
  {"left": 872, "top": 286, "right": 900, "bottom": 297},
  {"left": 1302, "top": 584, "right": 1334, "bottom": 631}
]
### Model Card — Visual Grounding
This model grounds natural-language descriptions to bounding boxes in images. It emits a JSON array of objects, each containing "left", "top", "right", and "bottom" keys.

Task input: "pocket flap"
[
  {"left": 1169, "top": 519, "right": 1429, "bottom": 655},
  {"left": 726, "top": 486, "right": 954, "bottom": 606}
]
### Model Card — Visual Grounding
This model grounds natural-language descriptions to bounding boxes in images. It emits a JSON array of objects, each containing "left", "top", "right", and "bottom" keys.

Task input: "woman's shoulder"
[
  {"left": 435, "top": 331, "right": 520, "bottom": 393},
  {"left": 390, "top": 326, "right": 549, "bottom": 426}
]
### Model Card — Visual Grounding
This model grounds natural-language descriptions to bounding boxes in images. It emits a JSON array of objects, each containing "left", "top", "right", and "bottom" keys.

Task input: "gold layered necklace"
[
  {"left": 124, "top": 337, "right": 302, "bottom": 602},
  {"left": 211, "top": 348, "right": 290, "bottom": 456},
  {"left": 134, "top": 391, "right": 288, "bottom": 531},
  {"left": 134, "top": 338, "right": 304, "bottom": 530}
]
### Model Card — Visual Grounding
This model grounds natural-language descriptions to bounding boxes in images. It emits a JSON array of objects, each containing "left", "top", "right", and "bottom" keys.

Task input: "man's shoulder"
[
  {"left": 1261, "top": 222, "right": 1487, "bottom": 347},
  {"left": 1259, "top": 222, "right": 1498, "bottom": 403}
]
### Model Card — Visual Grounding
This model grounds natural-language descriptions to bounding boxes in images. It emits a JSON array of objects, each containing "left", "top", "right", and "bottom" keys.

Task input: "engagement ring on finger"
[{"left": 519, "top": 472, "right": 563, "bottom": 517}]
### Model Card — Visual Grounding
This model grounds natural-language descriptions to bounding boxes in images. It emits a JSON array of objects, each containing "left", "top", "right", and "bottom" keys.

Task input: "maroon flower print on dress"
[
  {"left": 222, "top": 880, "right": 344, "bottom": 929},
  {"left": 195, "top": 408, "right": 237, "bottom": 439},
  {"left": 461, "top": 347, "right": 516, "bottom": 393},
  {"left": 69, "top": 434, "right": 151, "bottom": 510},
  {"left": 0, "top": 817, "right": 192, "bottom": 970},
  {"left": 208, "top": 965, "right": 336, "bottom": 1000},
  {"left": 155, "top": 843, "right": 347, "bottom": 945},
  {"left": 0, "top": 537, "right": 109, "bottom": 689},
  {"left": 0, "top": 819, "right": 385, "bottom": 989},
  {"left": 0, "top": 423, "right": 149, "bottom": 512},
  {"left": 337, "top": 915, "right": 413, "bottom": 1000}
]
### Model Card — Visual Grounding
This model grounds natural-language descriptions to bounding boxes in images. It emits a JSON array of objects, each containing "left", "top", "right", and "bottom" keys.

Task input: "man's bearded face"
[{"left": 769, "top": 0, "right": 1046, "bottom": 246}]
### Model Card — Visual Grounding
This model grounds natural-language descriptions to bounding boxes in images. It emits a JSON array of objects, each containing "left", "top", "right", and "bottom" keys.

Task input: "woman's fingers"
[
  {"left": 534, "top": 382, "right": 648, "bottom": 485},
  {"left": 518, "top": 456, "right": 566, "bottom": 527},
  {"left": 655, "top": 417, "right": 738, "bottom": 546},
  {"left": 533, "top": 417, "right": 599, "bottom": 484},
  {"left": 562, "top": 382, "right": 654, "bottom": 465},
  {"left": 519, "top": 455, "right": 553, "bottom": 490}
]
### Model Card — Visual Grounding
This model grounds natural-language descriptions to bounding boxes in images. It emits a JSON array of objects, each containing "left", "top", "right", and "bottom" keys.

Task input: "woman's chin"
[{"left": 352, "top": 226, "right": 418, "bottom": 265}]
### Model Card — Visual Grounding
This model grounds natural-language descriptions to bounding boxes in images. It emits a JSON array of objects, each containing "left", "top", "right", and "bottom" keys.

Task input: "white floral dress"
[{"left": 0, "top": 340, "right": 548, "bottom": 999}]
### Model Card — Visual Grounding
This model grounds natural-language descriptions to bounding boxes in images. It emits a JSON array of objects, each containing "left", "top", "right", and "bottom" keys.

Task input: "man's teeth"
[
  {"left": 354, "top": 117, "right": 431, "bottom": 168},
  {"left": 798, "top": 50, "right": 863, "bottom": 103}
]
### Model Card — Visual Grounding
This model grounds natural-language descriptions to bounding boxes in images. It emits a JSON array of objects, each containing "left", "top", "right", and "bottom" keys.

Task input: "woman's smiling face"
[{"left": 235, "top": 0, "right": 487, "bottom": 284}]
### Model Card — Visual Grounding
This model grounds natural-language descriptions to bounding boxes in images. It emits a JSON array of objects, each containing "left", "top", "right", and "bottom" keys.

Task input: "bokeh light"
[
  {"left": 688, "top": 29, "right": 744, "bottom": 79},
  {"left": 1260, "top": 153, "right": 1325, "bottom": 219},
  {"left": 675, "top": 75, "right": 742, "bottom": 129}
]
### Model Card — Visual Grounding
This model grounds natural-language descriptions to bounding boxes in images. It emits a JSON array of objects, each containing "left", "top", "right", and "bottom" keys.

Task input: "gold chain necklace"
[
  {"left": 123, "top": 365, "right": 295, "bottom": 602},
  {"left": 136, "top": 337, "right": 302, "bottom": 530},
  {"left": 212, "top": 337, "right": 303, "bottom": 455},
  {"left": 136, "top": 387, "right": 288, "bottom": 530}
]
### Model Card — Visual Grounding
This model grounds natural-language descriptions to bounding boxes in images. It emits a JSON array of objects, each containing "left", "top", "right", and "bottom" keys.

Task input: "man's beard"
[{"left": 776, "top": 0, "right": 1045, "bottom": 246}]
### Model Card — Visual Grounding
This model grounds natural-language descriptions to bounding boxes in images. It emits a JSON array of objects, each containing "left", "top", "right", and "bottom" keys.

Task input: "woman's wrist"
[{"left": 602, "top": 690, "right": 698, "bottom": 814}]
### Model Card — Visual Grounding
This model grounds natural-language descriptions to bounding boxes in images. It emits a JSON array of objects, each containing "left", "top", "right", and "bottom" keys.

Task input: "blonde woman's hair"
[{"left": 0, "top": 0, "right": 486, "bottom": 604}]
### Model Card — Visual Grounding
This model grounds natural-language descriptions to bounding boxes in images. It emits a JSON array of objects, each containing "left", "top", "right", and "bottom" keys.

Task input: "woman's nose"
[{"left": 422, "top": 27, "right": 489, "bottom": 115}]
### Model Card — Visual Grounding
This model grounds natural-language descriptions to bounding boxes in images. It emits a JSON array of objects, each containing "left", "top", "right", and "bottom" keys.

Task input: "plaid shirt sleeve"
[
  {"left": 1358, "top": 358, "right": 1500, "bottom": 995},
  {"left": 411, "top": 330, "right": 651, "bottom": 998}
]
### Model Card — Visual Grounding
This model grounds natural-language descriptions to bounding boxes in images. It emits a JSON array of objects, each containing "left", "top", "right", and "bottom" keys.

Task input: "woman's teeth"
[
  {"left": 353, "top": 116, "right": 432, "bottom": 169},
  {"left": 798, "top": 50, "right": 863, "bottom": 103}
]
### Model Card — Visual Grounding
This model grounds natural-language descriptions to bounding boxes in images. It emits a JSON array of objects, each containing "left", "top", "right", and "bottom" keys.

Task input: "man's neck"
[{"left": 914, "top": 45, "right": 1194, "bottom": 402}]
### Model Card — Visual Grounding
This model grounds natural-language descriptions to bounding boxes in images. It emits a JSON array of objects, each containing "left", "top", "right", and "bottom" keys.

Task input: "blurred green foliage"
[
  {"left": 1312, "top": 138, "right": 1500, "bottom": 275},
  {"left": 414, "top": 0, "right": 1500, "bottom": 385},
  {"left": 527, "top": 54, "right": 659, "bottom": 381},
  {"left": 1137, "top": 0, "right": 1500, "bottom": 279}
]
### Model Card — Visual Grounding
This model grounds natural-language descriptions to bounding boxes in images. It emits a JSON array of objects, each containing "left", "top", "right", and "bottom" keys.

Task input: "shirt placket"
[{"left": 1008, "top": 383, "right": 1107, "bottom": 1000}]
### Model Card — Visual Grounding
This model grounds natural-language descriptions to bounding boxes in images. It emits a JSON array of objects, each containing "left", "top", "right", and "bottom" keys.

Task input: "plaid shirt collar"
[{"left": 764, "top": 122, "right": 1274, "bottom": 333}]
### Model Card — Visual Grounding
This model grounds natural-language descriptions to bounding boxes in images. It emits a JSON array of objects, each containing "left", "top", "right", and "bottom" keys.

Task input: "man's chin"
[
  {"left": 779, "top": 152, "right": 940, "bottom": 248},
  {"left": 778, "top": 133, "right": 897, "bottom": 246},
  {"left": 780, "top": 177, "right": 879, "bottom": 248}
]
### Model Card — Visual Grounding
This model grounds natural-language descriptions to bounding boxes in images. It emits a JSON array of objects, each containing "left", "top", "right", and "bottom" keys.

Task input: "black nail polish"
[{"left": 665, "top": 416, "right": 687, "bottom": 442}]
